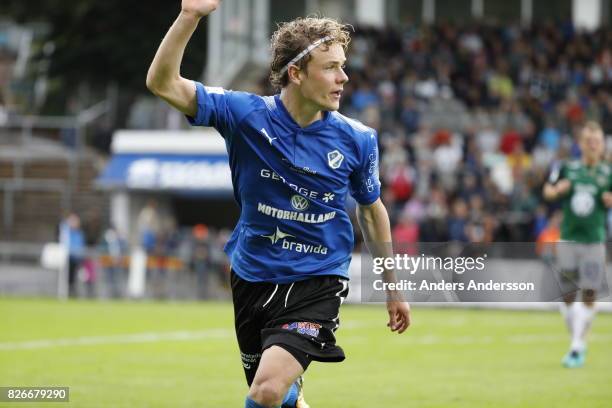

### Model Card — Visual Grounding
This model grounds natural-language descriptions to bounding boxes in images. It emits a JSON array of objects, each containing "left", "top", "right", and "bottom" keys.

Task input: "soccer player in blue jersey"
[{"left": 147, "top": 1, "right": 411, "bottom": 407}]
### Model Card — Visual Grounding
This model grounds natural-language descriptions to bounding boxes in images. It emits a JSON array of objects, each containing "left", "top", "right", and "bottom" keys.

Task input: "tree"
[{"left": 3, "top": 0, "right": 208, "bottom": 125}]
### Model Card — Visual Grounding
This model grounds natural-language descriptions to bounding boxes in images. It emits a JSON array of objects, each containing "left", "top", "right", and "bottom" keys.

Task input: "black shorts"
[{"left": 231, "top": 270, "right": 349, "bottom": 386}]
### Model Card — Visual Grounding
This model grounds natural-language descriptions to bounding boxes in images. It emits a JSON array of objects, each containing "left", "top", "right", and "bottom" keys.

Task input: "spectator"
[
  {"left": 137, "top": 199, "right": 161, "bottom": 254},
  {"left": 99, "top": 225, "right": 126, "bottom": 299},
  {"left": 392, "top": 212, "right": 419, "bottom": 255},
  {"left": 191, "top": 224, "right": 211, "bottom": 299},
  {"left": 447, "top": 199, "right": 469, "bottom": 242},
  {"left": 59, "top": 212, "right": 85, "bottom": 298},
  {"left": 536, "top": 211, "right": 562, "bottom": 261}
]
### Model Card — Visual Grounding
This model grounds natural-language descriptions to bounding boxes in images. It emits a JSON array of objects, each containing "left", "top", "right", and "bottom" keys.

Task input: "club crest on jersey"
[
  {"left": 290, "top": 194, "right": 310, "bottom": 211},
  {"left": 282, "top": 322, "right": 322, "bottom": 337},
  {"left": 570, "top": 191, "right": 595, "bottom": 216},
  {"left": 327, "top": 150, "right": 344, "bottom": 169}
]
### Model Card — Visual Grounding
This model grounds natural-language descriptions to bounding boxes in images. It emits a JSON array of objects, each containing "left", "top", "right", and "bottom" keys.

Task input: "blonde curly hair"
[{"left": 269, "top": 17, "right": 352, "bottom": 90}]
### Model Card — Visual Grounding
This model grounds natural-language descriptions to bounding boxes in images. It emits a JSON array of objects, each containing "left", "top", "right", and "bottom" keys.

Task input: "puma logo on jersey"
[{"left": 260, "top": 128, "right": 277, "bottom": 145}]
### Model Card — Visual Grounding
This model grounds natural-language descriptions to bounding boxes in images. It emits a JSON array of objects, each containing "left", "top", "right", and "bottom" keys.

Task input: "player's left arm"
[{"left": 357, "top": 198, "right": 411, "bottom": 334}]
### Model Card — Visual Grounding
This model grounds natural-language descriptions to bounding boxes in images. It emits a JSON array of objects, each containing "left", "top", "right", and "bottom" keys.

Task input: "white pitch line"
[
  {"left": 2, "top": 325, "right": 612, "bottom": 351},
  {"left": 0, "top": 329, "right": 233, "bottom": 351},
  {"left": 0, "top": 325, "right": 371, "bottom": 352}
]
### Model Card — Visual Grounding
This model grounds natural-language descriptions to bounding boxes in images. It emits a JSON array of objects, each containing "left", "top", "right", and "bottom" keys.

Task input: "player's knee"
[
  {"left": 248, "top": 379, "right": 285, "bottom": 407},
  {"left": 583, "top": 289, "right": 596, "bottom": 305},
  {"left": 562, "top": 291, "right": 577, "bottom": 304}
]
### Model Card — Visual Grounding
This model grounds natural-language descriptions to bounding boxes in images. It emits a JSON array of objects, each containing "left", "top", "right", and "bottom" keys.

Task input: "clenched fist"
[{"left": 182, "top": 0, "right": 221, "bottom": 18}]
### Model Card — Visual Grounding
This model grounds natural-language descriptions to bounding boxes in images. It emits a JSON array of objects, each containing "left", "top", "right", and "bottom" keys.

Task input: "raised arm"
[
  {"left": 146, "top": 0, "right": 221, "bottom": 117},
  {"left": 357, "top": 198, "right": 411, "bottom": 334}
]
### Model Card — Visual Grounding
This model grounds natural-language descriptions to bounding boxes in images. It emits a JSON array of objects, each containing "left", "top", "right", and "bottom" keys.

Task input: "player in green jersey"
[{"left": 543, "top": 121, "right": 612, "bottom": 368}]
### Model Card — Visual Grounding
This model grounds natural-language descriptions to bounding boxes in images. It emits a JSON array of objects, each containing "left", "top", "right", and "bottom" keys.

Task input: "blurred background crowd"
[
  {"left": 332, "top": 21, "right": 612, "bottom": 246},
  {"left": 1, "top": 0, "right": 611, "bottom": 299}
]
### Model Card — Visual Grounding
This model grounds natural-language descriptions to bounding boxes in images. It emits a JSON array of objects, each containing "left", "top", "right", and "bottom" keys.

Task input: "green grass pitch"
[{"left": 1, "top": 298, "right": 611, "bottom": 407}]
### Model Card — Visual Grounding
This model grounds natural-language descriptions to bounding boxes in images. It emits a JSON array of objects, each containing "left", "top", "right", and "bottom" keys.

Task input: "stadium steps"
[
  {"left": 3, "top": 190, "right": 64, "bottom": 241},
  {"left": 229, "top": 61, "right": 268, "bottom": 93},
  {"left": 0, "top": 139, "right": 109, "bottom": 243}
]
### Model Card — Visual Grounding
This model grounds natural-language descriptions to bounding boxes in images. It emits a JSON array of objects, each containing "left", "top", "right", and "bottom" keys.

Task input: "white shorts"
[{"left": 556, "top": 242, "right": 606, "bottom": 291}]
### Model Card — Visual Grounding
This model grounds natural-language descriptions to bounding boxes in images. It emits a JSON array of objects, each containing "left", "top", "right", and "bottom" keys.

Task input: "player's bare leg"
[{"left": 247, "top": 346, "right": 305, "bottom": 407}]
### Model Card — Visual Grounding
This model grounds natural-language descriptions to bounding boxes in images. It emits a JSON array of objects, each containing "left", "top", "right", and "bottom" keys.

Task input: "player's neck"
[
  {"left": 582, "top": 157, "right": 599, "bottom": 167},
  {"left": 280, "top": 88, "right": 322, "bottom": 128}
]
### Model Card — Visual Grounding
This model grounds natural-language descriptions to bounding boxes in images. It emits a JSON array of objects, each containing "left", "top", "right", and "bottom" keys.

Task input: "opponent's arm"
[
  {"left": 357, "top": 198, "right": 411, "bottom": 334},
  {"left": 146, "top": 0, "right": 221, "bottom": 117}
]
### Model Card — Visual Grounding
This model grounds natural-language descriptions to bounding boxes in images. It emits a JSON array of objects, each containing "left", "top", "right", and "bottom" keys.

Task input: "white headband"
[{"left": 280, "top": 36, "right": 332, "bottom": 75}]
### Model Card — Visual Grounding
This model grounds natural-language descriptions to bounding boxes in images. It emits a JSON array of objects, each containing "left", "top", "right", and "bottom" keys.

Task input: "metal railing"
[
  {"left": 3, "top": 99, "right": 110, "bottom": 152},
  {"left": 0, "top": 179, "right": 68, "bottom": 231},
  {"left": 0, "top": 99, "right": 110, "bottom": 235}
]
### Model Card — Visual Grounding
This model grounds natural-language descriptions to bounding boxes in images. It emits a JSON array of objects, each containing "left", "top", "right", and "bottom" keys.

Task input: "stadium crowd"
[{"left": 322, "top": 20, "right": 612, "bottom": 245}]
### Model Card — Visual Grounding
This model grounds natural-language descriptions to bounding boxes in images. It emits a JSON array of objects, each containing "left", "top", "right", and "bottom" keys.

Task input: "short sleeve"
[
  {"left": 186, "top": 81, "right": 244, "bottom": 139},
  {"left": 349, "top": 131, "right": 381, "bottom": 205},
  {"left": 547, "top": 160, "right": 565, "bottom": 184}
]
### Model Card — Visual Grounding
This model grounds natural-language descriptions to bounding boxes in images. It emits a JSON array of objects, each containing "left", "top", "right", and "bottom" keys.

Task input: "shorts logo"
[
  {"left": 290, "top": 195, "right": 309, "bottom": 211},
  {"left": 327, "top": 150, "right": 344, "bottom": 169},
  {"left": 240, "top": 352, "right": 261, "bottom": 370},
  {"left": 282, "top": 322, "right": 322, "bottom": 337}
]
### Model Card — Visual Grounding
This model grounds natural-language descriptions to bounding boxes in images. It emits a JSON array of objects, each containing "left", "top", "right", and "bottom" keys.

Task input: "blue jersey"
[{"left": 187, "top": 82, "right": 381, "bottom": 283}]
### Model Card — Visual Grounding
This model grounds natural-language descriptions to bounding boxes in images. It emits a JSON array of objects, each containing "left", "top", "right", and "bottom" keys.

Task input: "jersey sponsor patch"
[
  {"left": 322, "top": 192, "right": 335, "bottom": 202},
  {"left": 290, "top": 195, "right": 310, "bottom": 211},
  {"left": 260, "top": 168, "right": 320, "bottom": 198},
  {"left": 261, "top": 227, "right": 294, "bottom": 244},
  {"left": 262, "top": 227, "right": 329, "bottom": 255},
  {"left": 257, "top": 202, "right": 336, "bottom": 223}
]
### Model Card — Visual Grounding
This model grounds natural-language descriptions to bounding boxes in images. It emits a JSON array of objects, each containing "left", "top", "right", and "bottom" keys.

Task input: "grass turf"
[{"left": 0, "top": 298, "right": 611, "bottom": 407}]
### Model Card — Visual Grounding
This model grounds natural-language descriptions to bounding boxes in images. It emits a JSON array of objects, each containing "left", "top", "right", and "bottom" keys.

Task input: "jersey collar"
[{"left": 274, "top": 94, "right": 330, "bottom": 132}]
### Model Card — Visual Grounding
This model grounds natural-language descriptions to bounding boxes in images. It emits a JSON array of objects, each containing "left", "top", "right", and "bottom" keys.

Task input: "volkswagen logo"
[{"left": 290, "top": 195, "right": 309, "bottom": 211}]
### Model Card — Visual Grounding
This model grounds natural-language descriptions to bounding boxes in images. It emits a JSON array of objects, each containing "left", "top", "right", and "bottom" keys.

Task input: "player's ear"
[{"left": 287, "top": 65, "right": 303, "bottom": 86}]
